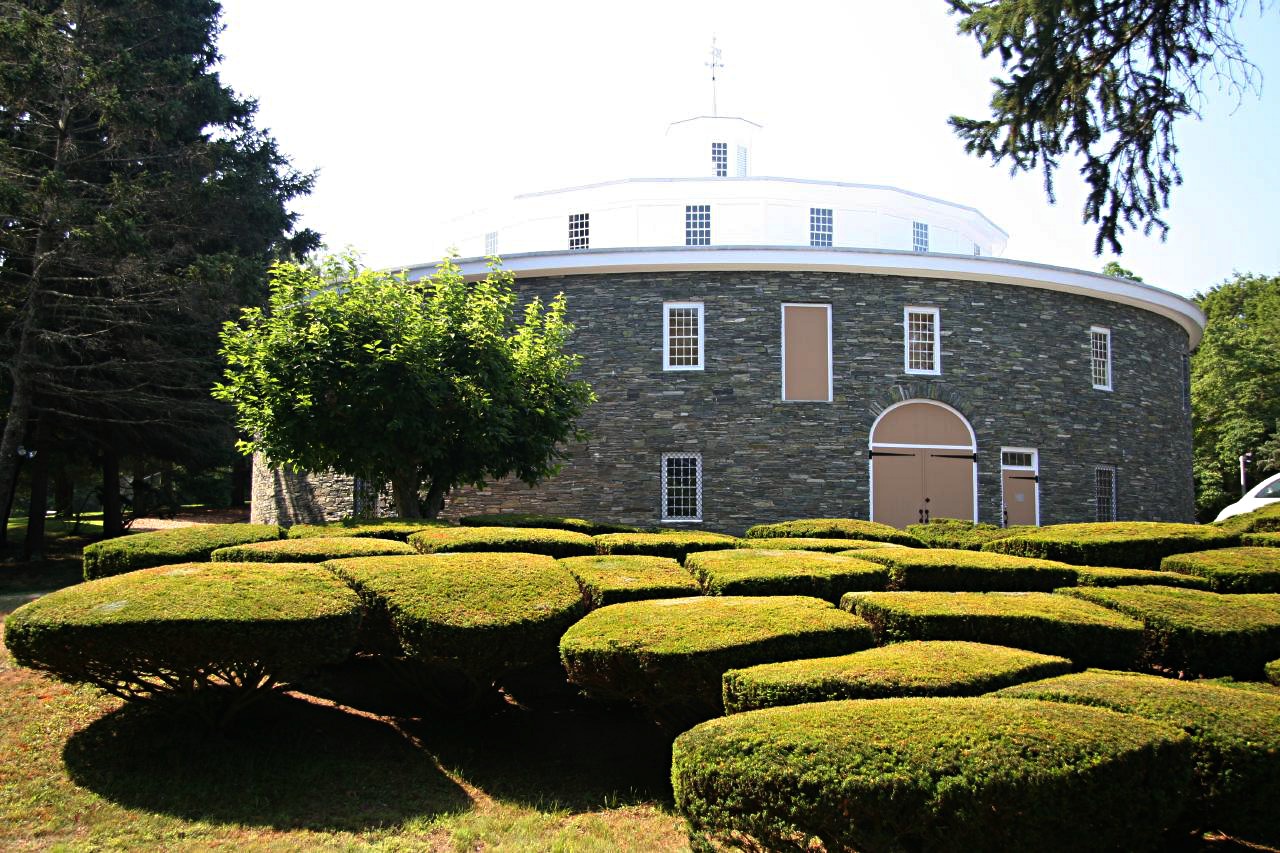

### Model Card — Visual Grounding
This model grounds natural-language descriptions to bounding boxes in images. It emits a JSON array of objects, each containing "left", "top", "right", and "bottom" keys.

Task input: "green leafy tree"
[
  {"left": 948, "top": 0, "right": 1259, "bottom": 254},
  {"left": 1101, "top": 262, "right": 1143, "bottom": 283},
  {"left": 1191, "top": 272, "right": 1280, "bottom": 518},
  {"left": 215, "top": 255, "right": 596, "bottom": 519}
]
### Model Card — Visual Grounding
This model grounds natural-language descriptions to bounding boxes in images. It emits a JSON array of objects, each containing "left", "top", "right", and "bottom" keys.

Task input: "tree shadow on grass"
[{"left": 62, "top": 693, "right": 472, "bottom": 832}]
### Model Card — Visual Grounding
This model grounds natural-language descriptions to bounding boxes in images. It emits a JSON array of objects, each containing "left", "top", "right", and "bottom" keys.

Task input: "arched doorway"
[{"left": 869, "top": 400, "right": 977, "bottom": 528}]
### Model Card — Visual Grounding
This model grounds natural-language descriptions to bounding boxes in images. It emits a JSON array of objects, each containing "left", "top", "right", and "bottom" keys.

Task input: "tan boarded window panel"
[{"left": 783, "top": 305, "right": 831, "bottom": 401}]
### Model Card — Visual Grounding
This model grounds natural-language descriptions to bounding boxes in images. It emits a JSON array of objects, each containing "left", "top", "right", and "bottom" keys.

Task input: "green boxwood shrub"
[
  {"left": 743, "top": 518, "right": 923, "bottom": 546},
  {"left": 1060, "top": 585, "right": 1280, "bottom": 678},
  {"left": 1268, "top": 659, "right": 1280, "bottom": 686},
  {"left": 1214, "top": 503, "right": 1280, "bottom": 536},
  {"left": 558, "top": 555, "right": 700, "bottom": 609},
  {"left": 4, "top": 563, "right": 361, "bottom": 724},
  {"left": 854, "top": 547, "right": 1077, "bottom": 592},
  {"left": 995, "top": 669, "right": 1280, "bottom": 846},
  {"left": 211, "top": 536, "right": 415, "bottom": 563},
  {"left": 459, "top": 512, "right": 638, "bottom": 535},
  {"left": 685, "top": 549, "right": 888, "bottom": 603},
  {"left": 722, "top": 641, "right": 1072, "bottom": 712},
  {"left": 981, "top": 522, "right": 1238, "bottom": 569},
  {"left": 1159, "top": 547, "right": 1280, "bottom": 594},
  {"left": 905, "top": 518, "right": 1034, "bottom": 550},
  {"left": 559, "top": 596, "right": 873, "bottom": 726},
  {"left": 1242, "top": 532, "right": 1280, "bottom": 548},
  {"left": 287, "top": 518, "right": 452, "bottom": 540},
  {"left": 671, "top": 697, "right": 1192, "bottom": 853},
  {"left": 735, "top": 537, "right": 902, "bottom": 553},
  {"left": 82, "top": 523, "right": 284, "bottom": 580},
  {"left": 843, "top": 591, "right": 1144, "bottom": 668},
  {"left": 591, "top": 530, "right": 738, "bottom": 562},
  {"left": 1073, "top": 565, "right": 1212, "bottom": 590},
  {"left": 407, "top": 525, "right": 594, "bottom": 559}
]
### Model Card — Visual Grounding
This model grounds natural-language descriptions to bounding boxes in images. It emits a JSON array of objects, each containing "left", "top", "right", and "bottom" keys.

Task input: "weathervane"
[{"left": 706, "top": 37, "right": 723, "bottom": 116}]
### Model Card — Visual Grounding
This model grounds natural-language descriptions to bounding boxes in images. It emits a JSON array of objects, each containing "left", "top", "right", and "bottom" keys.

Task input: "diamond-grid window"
[
  {"left": 664, "top": 302, "right": 703, "bottom": 370},
  {"left": 905, "top": 307, "right": 940, "bottom": 374},
  {"left": 1091, "top": 326, "right": 1112, "bottom": 390},
  {"left": 661, "top": 453, "right": 702, "bottom": 522},
  {"left": 568, "top": 212, "right": 589, "bottom": 250},
  {"left": 1095, "top": 466, "right": 1117, "bottom": 521},
  {"left": 685, "top": 204, "right": 711, "bottom": 246},
  {"left": 912, "top": 221, "right": 929, "bottom": 253},
  {"left": 485, "top": 231, "right": 498, "bottom": 256},
  {"left": 712, "top": 142, "right": 728, "bottom": 177},
  {"left": 810, "top": 208, "right": 833, "bottom": 247}
]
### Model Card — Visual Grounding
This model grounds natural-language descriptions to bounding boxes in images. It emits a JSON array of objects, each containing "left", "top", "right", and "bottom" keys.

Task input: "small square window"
[
  {"left": 711, "top": 142, "right": 728, "bottom": 177},
  {"left": 664, "top": 302, "right": 704, "bottom": 370},
  {"left": 1094, "top": 466, "right": 1117, "bottom": 521},
  {"left": 912, "top": 221, "right": 929, "bottom": 253},
  {"left": 568, "top": 213, "right": 589, "bottom": 250},
  {"left": 810, "top": 208, "right": 833, "bottom": 247},
  {"left": 685, "top": 204, "right": 711, "bottom": 246},
  {"left": 736, "top": 145, "right": 748, "bottom": 176},
  {"left": 485, "top": 231, "right": 498, "bottom": 256},
  {"left": 904, "top": 306, "right": 941, "bottom": 375},
  {"left": 661, "top": 453, "right": 702, "bottom": 522},
  {"left": 1001, "top": 451, "right": 1034, "bottom": 468},
  {"left": 973, "top": 243, "right": 981, "bottom": 257},
  {"left": 1090, "top": 326, "right": 1112, "bottom": 390}
]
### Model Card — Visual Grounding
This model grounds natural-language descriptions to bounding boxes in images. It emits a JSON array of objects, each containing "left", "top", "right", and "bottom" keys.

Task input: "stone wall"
[{"left": 252, "top": 270, "right": 1196, "bottom": 533}]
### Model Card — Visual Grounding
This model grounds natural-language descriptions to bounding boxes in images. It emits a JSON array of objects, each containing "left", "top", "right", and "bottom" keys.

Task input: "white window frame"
[
  {"left": 685, "top": 204, "right": 711, "bottom": 245},
  {"left": 1090, "top": 325, "right": 1112, "bottom": 391},
  {"left": 660, "top": 452, "right": 703, "bottom": 522},
  {"left": 973, "top": 243, "right": 981, "bottom": 257},
  {"left": 809, "top": 207, "right": 833, "bottom": 247},
  {"left": 912, "top": 221, "right": 929, "bottom": 253},
  {"left": 736, "top": 144, "right": 748, "bottom": 176},
  {"left": 568, "top": 212, "right": 590, "bottom": 251},
  {"left": 1000, "top": 447, "right": 1040, "bottom": 527},
  {"left": 484, "top": 231, "right": 498, "bottom": 256},
  {"left": 904, "top": 306, "right": 941, "bottom": 376},
  {"left": 663, "top": 301, "right": 704, "bottom": 371},
  {"left": 1094, "top": 465, "right": 1117, "bottom": 521},
  {"left": 780, "top": 302, "right": 833, "bottom": 403}
]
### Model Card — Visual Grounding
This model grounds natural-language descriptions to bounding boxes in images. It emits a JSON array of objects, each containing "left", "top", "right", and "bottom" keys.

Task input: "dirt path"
[{"left": 130, "top": 507, "right": 249, "bottom": 532}]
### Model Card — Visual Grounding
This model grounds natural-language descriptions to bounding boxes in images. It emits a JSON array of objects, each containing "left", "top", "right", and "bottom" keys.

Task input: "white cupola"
[{"left": 662, "top": 115, "right": 763, "bottom": 178}]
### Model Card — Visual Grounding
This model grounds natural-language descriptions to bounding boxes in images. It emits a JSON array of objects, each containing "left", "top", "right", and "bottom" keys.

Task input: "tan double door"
[{"left": 870, "top": 402, "right": 976, "bottom": 529}]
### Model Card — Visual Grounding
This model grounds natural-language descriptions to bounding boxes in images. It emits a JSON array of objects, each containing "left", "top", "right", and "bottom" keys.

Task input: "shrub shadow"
[{"left": 63, "top": 693, "right": 471, "bottom": 831}]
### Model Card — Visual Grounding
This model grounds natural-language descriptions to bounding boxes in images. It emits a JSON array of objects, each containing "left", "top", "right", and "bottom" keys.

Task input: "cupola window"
[{"left": 711, "top": 142, "right": 728, "bottom": 177}]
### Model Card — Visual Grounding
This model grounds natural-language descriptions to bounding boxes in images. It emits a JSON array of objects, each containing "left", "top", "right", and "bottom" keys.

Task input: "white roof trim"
[{"left": 402, "top": 246, "right": 1205, "bottom": 348}]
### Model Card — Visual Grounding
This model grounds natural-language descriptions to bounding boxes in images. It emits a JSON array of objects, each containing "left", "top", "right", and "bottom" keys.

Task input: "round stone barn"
[{"left": 252, "top": 115, "right": 1205, "bottom": 532}]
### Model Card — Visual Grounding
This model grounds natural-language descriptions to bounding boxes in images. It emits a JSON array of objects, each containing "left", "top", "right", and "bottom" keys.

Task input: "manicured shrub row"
[
  {"left": 736, "top": 536, "right": 899, "bottom": 553},
  {"left": 1160, "top": 547, "right": 1280, "bottom": 593},
  {"left": 996, "top": 670, "right": 1280, "bottom": 847},
  {"left": 1268, "top": 659, "right": 1280, "bottom": 685},
  {"left": 458, "top": 512, "right": 639, "bottom": 535},
  {"left": 407, "top": 525, "right": 595, "bottom": 558},
  {"left": 211, "top": 536, "right": 415, "bottom": 562},
  {"left": 982, "top": 522, "right": 1238, "bottom": 569},
  {"left": 1060, "top": 585, "right": 1280, "bottom": 678},
  {"left": 1242, "top": 532, "right": 1280, "bottom": 547},
  {"left": 743, "top": 518, "right": 923, "bottom": 546},
  {"left": 854, "top": 547, "right": 1077, "bottom": 592},
  {"left": 287, "top": 518, "right": 452, "bottom": 540},
  {"left": 4, "top": 563, "right": 362, "bottom": 723},
  {"left": 686, "top": 549, "right": 888, "bottom": 603},
  {"left": 82, "top": 523, "right": 284, "bottom": 580},
  {"left": 592, "top": 530, "right": 738, "bottom": 562},
  {"left": 721, "top": 641, "right": 1072, "bottom": 713},
  {"left": 671, "top": 697, "right": 1192, "bottom": 853},
  {"left": 842, "top": 591, "right": 1144, "bottom": 668},
  {"left": 558, "top": 555, "right": 700, "bottom": 609},
  {"left": 1215, "top": 503, "right": 1280, "bottom": 536},
  {"left": 905, "top": 518, "right": 1034, "bottom": 550},
  {"left": 559, "top": 596, "right": 873, "bottom": 727},
  {"left": 1072, "top": 565, "right": 1212, "bottom": 589},
  {"left": 325, "top": 553, "right": 584, "bottom": 691}
]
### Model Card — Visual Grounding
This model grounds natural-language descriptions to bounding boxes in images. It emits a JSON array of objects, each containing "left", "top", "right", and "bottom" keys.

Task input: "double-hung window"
[
  {"left": 711, "top": 142, "right": 728, "bottom": 177},
  {"left": 661, "top": 453, "right": 702, "bottom": 522},
  {"left": 568, "top": 212, "right": 590, "bottom": 250},
  {"left": 1094, "top": 466, "right": 1117, "bottom": 521},
  {"left": 904, "top": 306, "right": 941, "bottom": 375},
  {"left": 810, "top": 208, "right": 833, "bottom": 247},
  {"left": 1090, "top": 326, "right": 1112, "bottom": 390},
  {"left": 685, "top": 204, "right": 711, "bottom": 245},
  {"left": 663, "top": 302, "right": 704, "bottom": 370}
]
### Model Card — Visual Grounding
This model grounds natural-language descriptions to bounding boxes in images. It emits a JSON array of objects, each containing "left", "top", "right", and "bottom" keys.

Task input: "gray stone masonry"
[{"left": 251, "top": 270, "right": 1195, "bottom": 533}]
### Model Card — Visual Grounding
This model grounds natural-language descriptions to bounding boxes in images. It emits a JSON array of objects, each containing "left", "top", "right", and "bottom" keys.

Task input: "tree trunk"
[
  {"left": 53, "top": 464, "right": 74, "bottom": 518},
  {"left": 23, "top": 448, "right": 48, "bottom": 562},
  {"left": 390, "top": 474, "right": 422, "bottom": 518},
  {"left": 0, "top": 374, "right": 33, "bottom": 550},
  {"left": 423, "top": 480, "right": 448, "bottom": 519},
  {"left": 102, "top": 450, "right": 123, "bottom": 538}
]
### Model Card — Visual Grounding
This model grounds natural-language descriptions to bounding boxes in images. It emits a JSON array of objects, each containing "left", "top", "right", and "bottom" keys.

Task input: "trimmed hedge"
[
  {"left": 287, "top": 518, "right": 452, "bottom": 541},
  {"left": 1073, "top": 565, "right": 1212, "bottom": 590},
  {"left": 671, "top": 697, "right": 1192, "bottom": 853},
  {"left": 736, "top": 536, "right": 900, "bottom": 553},
  {"left": 459, "top": 512, "right": 638, "bottom": 535},
  {"left": 407, "top": 525, "right": 594, "bottom": 559},
  {"left": 843, "top": 591, "right": 1144, "bottom": 668},
  {"left": 905, "top": 518, "right": 1034, "bottom": 550},
  {"left": 981, "top": 521, "right": 1238, "bottom": 569},
  {"left": 1160, "top": 547, "right": 1280, "bottom": 594},
  {"left": 1060, "top": 585, "right": 1280, "bottom": 678},
  {"left": 558, "top": 554, "right": 700, "bottom": 609},
  {"left": 1268, "top": 659, "right": 1280, "bottom": 686},
  {"left": 686, "top": 549, "right": 888, "bottom": 602},
  {"left": 743, "top": 518, "right": 923, "bottom": 546},
  {"left": 325, "top": 553, "right": 584, "bottom": 685},
  {"left": 559, "top": 596, "right": 873, "bottom": 726},
  {"left": 1242, "top": 531, "right": 1280, "bottom": 547},
  {"left": 82, "top": 524, "right": 284, "bottom": 580},
  {"left": 211, "top": 536, "right": 415, "bottom": 563},
  {"left": 996, "top": 669, "right": 1280, "bottom": 846},
  {"left": 4, "top": 563, "right": 361, "bottom": 723},
  {"left": 591, "top": 530, "right": 738, "bottom": 562},
  {"left": 854, "top": 547, "right": 1077, "bottom": 592},
  {"left": 722, "top": 641, "right": 1072, "bottom": 712}
]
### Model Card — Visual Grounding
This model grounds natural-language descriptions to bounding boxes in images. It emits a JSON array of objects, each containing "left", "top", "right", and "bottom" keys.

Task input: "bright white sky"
[{"left": 215, "top": 0, "right": 1280, "bottom": 300}]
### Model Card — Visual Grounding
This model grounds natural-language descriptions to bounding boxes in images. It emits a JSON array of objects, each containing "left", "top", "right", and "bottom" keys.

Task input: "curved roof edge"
[{"left": 402, "top": 246, "right": 1205, "bottom": 348}]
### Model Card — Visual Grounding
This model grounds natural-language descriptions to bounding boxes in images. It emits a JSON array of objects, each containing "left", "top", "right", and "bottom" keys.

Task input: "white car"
[{"left": 1215, "top": 471, "right": 1280, "bottom": 522}]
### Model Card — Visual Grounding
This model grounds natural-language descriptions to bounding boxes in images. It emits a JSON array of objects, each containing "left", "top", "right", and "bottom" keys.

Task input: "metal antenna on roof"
[{"left": 706, "top": 37, "right": 723, "bottom": 116}]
